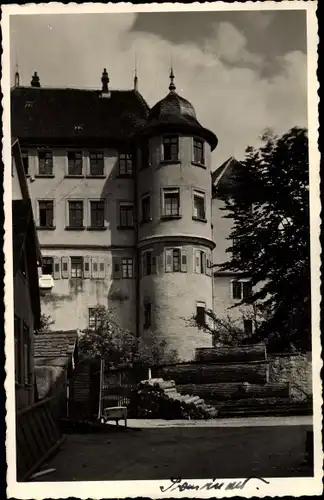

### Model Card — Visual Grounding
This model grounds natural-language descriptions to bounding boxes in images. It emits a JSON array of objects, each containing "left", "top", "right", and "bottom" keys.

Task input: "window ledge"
[
  {"left": 86, "top": 226, "right": 107, "bottom": 231},
  {"left": 159, "top": 160, "right": 181, "bottom": 166},
  {"left": 86, "top": 175, "right": 105, "bottom": 179},
  {"left": 116, "top": 174, "right": 134, "bottom": 179},
  {"left": 161, "top": 215, "right": 182, "bottom": 221},
  {"left": 65, "top": 174, "right": 84, "bottom": 179},
  {"left": 192, "top": 216, "right": 207, "bottom": 223},
  {"left": 117, "top": 225, "right": 134, "bottom": 230},
  {"left": 65, "top": 226, "right": 86, "bottom": 231},
  {"left": 35, "top": 174, "right": 55, "bottom": 178},
  {"left": 36, "top": 226, "right": 56, "bottom": 230},
  {"left": 192, "top": 161, "right": 206, "bottom": 169}
]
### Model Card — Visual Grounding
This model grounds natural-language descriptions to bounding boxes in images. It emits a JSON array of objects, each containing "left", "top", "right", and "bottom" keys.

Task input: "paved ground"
[{"left": 31, "top": 419, "right": 313, "bottom": 481}]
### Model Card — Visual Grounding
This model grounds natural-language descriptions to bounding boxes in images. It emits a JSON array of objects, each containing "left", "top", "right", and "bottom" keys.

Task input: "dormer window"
[
  {"left": 162, "top": 136, "right": 179, "bottom": 162},
  {"left": 74, "top": 124, "right": 83, "bottom": 132}
]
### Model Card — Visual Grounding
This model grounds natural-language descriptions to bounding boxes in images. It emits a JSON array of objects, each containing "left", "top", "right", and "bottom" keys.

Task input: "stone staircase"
[{"left": 154, "top": 344, "right": 311, "bottom": 418}]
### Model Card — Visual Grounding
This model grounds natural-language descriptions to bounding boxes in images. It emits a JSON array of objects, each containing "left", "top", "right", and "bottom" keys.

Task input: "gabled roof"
[
  {"left": 11, "top": 87, "right": 150, "bottom": 143},
  {"left": 34, "top": 330, "right": 78, "bottom": 359},
  {"left": 212, "top": 157, "right": 243, "bottom": 196}
]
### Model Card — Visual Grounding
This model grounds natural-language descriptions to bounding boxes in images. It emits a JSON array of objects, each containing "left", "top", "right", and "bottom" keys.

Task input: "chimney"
[
  {"left": 101, "top": 68, "right": 110, "bottom": 97},
  {"left": 31, "top": 71, "right": 40, "bottom": 87}
]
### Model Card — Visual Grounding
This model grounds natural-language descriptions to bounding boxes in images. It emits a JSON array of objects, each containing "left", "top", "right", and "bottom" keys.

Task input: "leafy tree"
[
  {"left": 35, "top": 313, "right": 54, "bottom": 334},
  {"left": 216, "top": 127, "right": 310, "bottom": 352}
]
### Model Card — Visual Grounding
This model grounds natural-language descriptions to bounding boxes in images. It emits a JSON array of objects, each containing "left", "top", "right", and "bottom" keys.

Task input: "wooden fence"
[{"left": 16, "top": 397, "right": 65, "bottom": 481}]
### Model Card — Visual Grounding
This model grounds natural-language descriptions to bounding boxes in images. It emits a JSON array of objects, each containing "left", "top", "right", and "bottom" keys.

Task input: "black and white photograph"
[{"left": 3, "top": 2, "right": 321, "bottom": 498}]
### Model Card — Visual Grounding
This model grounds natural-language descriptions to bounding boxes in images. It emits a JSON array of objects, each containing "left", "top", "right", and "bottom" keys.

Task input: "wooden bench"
[{"left": 102, "top": 406, "right": 127, "bottom": 427}]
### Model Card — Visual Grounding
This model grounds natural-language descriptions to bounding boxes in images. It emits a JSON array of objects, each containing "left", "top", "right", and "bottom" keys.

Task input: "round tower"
[{"left": 136, "top": 71, "right": 218, "bottom": 361}]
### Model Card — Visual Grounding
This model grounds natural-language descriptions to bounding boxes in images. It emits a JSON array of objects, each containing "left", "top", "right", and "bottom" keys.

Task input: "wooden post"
[
  {"left": 148, "top": 367, "right": 152, "bottom": 380},
  {"left": 97, "top": 357, "right": 105, "bottom": 419}
]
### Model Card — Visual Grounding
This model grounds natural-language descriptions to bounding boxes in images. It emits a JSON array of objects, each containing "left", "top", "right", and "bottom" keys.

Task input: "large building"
[{"left": 11, "top": 68, "right": 254, "bottom": 360}]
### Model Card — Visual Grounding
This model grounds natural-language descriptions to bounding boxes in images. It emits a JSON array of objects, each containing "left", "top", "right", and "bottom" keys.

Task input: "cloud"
[{"left": 10, "top": 13, "right": 307, "bottom": 166}]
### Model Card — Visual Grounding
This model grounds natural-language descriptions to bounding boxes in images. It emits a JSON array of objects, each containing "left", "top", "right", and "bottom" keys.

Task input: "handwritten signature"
[{"left": 160, "top": 476, "right": 270, "bottom": 493}]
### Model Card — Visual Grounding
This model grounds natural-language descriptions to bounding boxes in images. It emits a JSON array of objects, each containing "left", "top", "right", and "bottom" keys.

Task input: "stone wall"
[{"left": 269, "top": 353, "right": 312, "bottom": 402}]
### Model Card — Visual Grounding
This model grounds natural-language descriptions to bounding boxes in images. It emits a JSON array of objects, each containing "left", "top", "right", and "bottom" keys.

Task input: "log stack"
[
  {"left": 176, "top": 382, "right": 291, "bottom": 402},
  {"left": 128, "top": 378, "right": 218, "bottom": 420},
  {"left": 195, "top": 344, "right": 266, "bottom": 363}
]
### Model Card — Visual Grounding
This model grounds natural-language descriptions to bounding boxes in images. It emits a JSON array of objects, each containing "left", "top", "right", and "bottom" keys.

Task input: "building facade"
[{"left": 11, "top": 69, "right": 254, "bottom": 361}]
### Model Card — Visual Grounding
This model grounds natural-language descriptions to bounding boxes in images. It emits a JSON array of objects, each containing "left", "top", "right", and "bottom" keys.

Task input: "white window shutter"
[
  {"left": 61, "top": 257, "right": 70, "bottom": 278},
  {"left": 165, "top": 249, "right": 173, "bottom": 272},
  {"left": 181, "top": 249, "right": 187, "bottom": 273},
  {"left": 194, "top": 250, "right": 201, "bottom": 273},
  {"left": 202, "top": 252, "right": 207, "bottom": 274},
  {"left": 92, "top": 257, "right": 99, "bottom": 279},
  {"left": 99, "top": 258, "right": 105, "bottom": 279},
  {"left": 83, "top": 256, "right": 91, "bottom": 278},
  {"left": 53, "top": 257, "right": 61, "bottom": 279}
]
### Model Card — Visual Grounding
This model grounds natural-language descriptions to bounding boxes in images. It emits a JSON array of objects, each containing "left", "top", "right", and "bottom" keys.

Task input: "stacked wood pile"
[
  {"left": 195, "top": 344, "right": 266, "bottom": 363},
  {"left": 128, "top": 378, "right": 218, "bottom": 419},
  {"left": 176, "top": 382, "right": 291, "bottom": 402}
]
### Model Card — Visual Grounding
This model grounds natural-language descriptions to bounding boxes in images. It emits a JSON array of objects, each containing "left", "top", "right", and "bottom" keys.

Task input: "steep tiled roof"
[
  {"left": 34, "top": 330, "right": 78, "bottom": 358},
  {"left": 212, "top": 157, "right": 243, "bottom": 196},
  {"left": 11, "top": 87, "right": 149, "bottom": 142}
]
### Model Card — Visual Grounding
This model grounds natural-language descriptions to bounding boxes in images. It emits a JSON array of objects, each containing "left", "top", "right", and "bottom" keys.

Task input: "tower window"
[
  {"left": 142, "top": 250, "right": 156, "bottom": 276},
  {"left": 163, "top": 188, "right": 180, "bottom": 217},
  {"left": 163, "top": 136, "right": 179, "bottom": 162},
  {"left": 193, "top": 138, "right": 205, "bottom": 165},
  {"left": 196, "top": 302, "right": 206, "bottom": 327},
  {"left": 68, "top": 151, "right": 83, "bottom": 176},
  {"left": 89, "top": 151, "right": 104, "bottom": 176},
  {"left": 90, "top": 200, "right": 105, "bottom": 228},
  {"left": 42, "top": 257, "right": 53, "bottom": 275},
  {"left": 144, "top": 302, "right": 152, "bottom": 329},
  {"left": 68, "top": 200, "right": 84, "bottom": 228},
  {"left": 119, "top": 203, "right": 134, "bottom": 228},
  {"left": 21, "top": 150, "right": 29, "bottom": 175},
  {"left": 193, "top": 190, "right": 206, "bottom": 220},
  {"left": 38, "top": 200, "right": 54, "bottom": 228},
  {"left": 141, "top": 195, "right": 151, "bottom": 223},
  {"left": 71, "top": 257, "right": 83, "bottom": 278},
  {"left": 118, "top": 153, "right": 133, "bottom": 176},
  {"left": 121, "top": 258, "right": 133, "bottom": 278},
  {"left": 38, "top": 150, "right": 53, "bottom": 175}
]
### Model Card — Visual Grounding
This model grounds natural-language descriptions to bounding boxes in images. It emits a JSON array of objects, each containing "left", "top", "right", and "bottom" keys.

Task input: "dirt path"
[{"left": 32, "top": 424, "right": 312, "bottom": 481}]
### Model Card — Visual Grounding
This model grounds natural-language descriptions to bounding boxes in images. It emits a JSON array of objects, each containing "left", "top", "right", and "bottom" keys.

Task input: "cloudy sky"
[{"left": 10, "top": 9, "right": 307, "bottom": 166}]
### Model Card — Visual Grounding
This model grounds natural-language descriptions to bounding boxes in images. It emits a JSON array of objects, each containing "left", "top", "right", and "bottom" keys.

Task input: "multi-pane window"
[
  {"left": 196, "top": 302, "right": 206, "bottom": 327},
  {"left": 119, "top": 204, "right": 134, "bottom": 228},
  {"left": 244, "top": 319, "right": 253, "bottom": 335},
  {"left": 118, "top": 153, "right": 133, "bottom": 176},
  {"left": 193, "top": 138, "right": 205, "bottom": 165},
  {"left": 142, "top": 250, "right": 156, "bottom": 276},
  {"left": 90, "top": 201, "right": 105, "bottom": 228},
  {"left": 194, "top": 249, "right": 211, "bottom": 275},
  {"left": 141, "top": 195, "right": 151, "bottom": 223},
  {"left": 23, "top": 322, "right": 30, "bottom": 385},
  {"left": 68, "top": 151, "right": 83, "bottom": 175},
  {"left": 88, "top": 308, "right": 101, "bottom": 331},
  {"left": 38, "top": 150, "right": 53, "bottom": 175},
  {"left": 42, "top": 256, "right": 53, "bottom": 275},
  {"left": 144, "top": 302, "right": 152, "bottom": 329},
  {"left": 165, "top": 248, "right": 185, "bottom": 273},
  {"left": 21, "top": 150, "right": 29, "bottom": 175},
  {"left": 232, "top": 280, "right": 252, "bottom": 300},
  {"left": 89, "top": 151, "right": 104, "bottom": 176},
  {"left": 71, "top": 257, "right": 83, "bottom": 278},
  {"left": 163, "top": 136, "right": 179, "bottom": 161},
  {"left": 193, "top": 190, "right": 206, "bottom": 220},
  {"left": 68, "top": 201, "right": 84, "bottom": 228},
  {"left": 163, "top": 189, "right": 180, "bottom": 217},
  {"left": 121, "top": 258, "right": 133, "bottom": 278},
  {"left": 14, "top": 316, "right": 21, "bottom": 384},
  {"left": 38, "top": 200, "right": 54, "bottom": 228}
]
